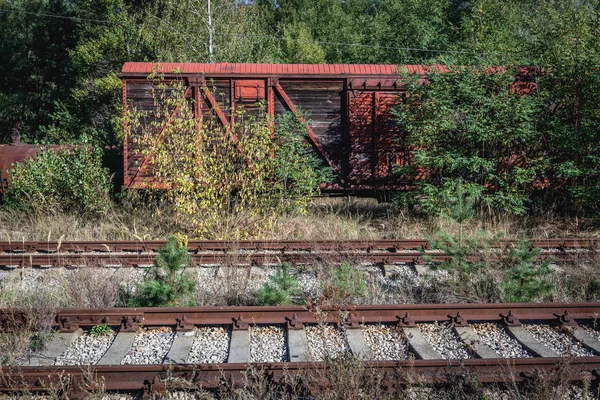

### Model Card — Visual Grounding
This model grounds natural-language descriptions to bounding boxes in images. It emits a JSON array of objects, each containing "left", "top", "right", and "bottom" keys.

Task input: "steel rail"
[
  {"left": 3, "top": 303, "right": 600, "bottom": 397},
  {"left": 0, "top": 238, "right": 596, "bottom": 268},
  {"left": 0, "top": 238, "right": 598, "bottom": 253},
  {"left": 2, "top": 358, "right": 600, "bottom": 397},
  {"left": 0, "top": 249, "right": 594, "bottom": 268},
  {"left": 2, "top": 302, "right": 600, "bottom": 333}
]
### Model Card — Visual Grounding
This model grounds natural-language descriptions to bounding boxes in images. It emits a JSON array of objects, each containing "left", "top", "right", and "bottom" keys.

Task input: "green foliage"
[
  {"left": 5, "top": 145, "right": 112, "bottom": 215},
  {"left": 426, "top": 183, "right": 500, "bottom": 275},
  {"left": 280, "top": 22, "right": 326, "bottom": 63},
  {"left": 2, "top": 0, "right": 600, "bottom": 219},
  {"left": 501, "top": 233, "right": 555, "bottom": 302},
  {"left": 127, "top": 82, "right": 331, "bottom": 238},
  {"left": 394, "top": 67, "right": 544, "bottom": 216},
  {"left": 90, "top": 324, "right": 114, "bottom": 337},
  {"left": 538, "top": 62, "right": 600, "bottom": 214},
  {"left": 270, "top": 112, "right": 334, "bottom": 212},
  {"left": 423, "top": 184, "right": 501, "bottom": 301},
  {"left": 323, "top": 262, "right": 366, "bottom": 304},
  {"left": 128, "top": 235, "right": 196, "bottom": 307},
  {"left": 29, "top": 331, "right": 53, "bottom": 352},
  {"left": 258, "top": 263, "right": 299, "bottom": 305}
]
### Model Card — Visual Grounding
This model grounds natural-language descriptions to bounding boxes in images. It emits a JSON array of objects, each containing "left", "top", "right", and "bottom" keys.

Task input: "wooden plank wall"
[{"left": 124, "top": 75, "right": 408, "bottom": 191}]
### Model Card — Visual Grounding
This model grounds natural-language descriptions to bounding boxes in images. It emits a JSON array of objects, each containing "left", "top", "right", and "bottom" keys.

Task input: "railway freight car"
[{"left": 120, "top": 63, "right": 445, "bottom": 196}]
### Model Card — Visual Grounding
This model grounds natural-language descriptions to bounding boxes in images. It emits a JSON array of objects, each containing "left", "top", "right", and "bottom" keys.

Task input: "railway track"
[
  {"left": 0, "top": 238, "right": 597, "bottom": 268},
  {"left": 2, "top": 303, "right": 600, "bottom": 397}
]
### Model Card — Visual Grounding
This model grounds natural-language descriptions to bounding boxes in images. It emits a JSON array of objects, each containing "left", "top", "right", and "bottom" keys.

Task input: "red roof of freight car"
[{"left": 120, "top": 62, "right": 449, "bottom": 77}]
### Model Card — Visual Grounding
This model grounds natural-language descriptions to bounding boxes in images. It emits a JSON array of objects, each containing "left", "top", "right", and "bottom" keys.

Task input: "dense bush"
[
  {"left": 270, "top": 112, "right": 334, "bottom": 212},
  {"left": 394, "top": 62, "right": 600, "bottom": 218},
  {"left": 538, "top": 63, "right": 600, "bottom": 214},
  {"left": 393, "top": 66, "right": 544, "bottom": 216},
  {"left": 5, "top": 145, "right": 111, "bottom": 215},
  {"left": 127, "top": 81, "right": 332, "bottom": 238}
]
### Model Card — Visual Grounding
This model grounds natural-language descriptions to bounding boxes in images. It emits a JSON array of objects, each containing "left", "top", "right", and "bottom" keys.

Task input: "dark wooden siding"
[{"left": 274, "top": 80, "right": 343, "bottom": 172}]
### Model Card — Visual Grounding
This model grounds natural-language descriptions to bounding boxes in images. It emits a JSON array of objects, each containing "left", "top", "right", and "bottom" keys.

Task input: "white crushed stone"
[
  {"left": 0, "top": 270, "right": 10, "bottom": 281},
  {"left": 187, "top": 326, "right": 230, "bottom": 363},
  {"left": 471, "top": 323, "right": 532, "bottom": 358},
  {"left": 121, "top": 327, "right": 175, "bottom": 364},
  {"left": 305, "top": 324, "right": 351, "bottom": 361},
  {"left": 418, "top": 321, "right": 472, "bottom": 359},
  {"left": 362, "top": 324, "right": 409, "bottom": 360},
  {"left": 297, "top": 271, "right": 318, "bottom": 298},
  {"left": 523, "top": 324, "right": 595, "bottom": 357},
  {"left": 250, "top": 325, "right": 288, "bottom": 362},
  {"left": 123, "top": 269, "right": 149, "bottom": 293},
  {"left": 246, "top": 266, "right": 276, "bottom": 292},
  {"left": 579, "top": 321, "right": 600, "bottom": 342},
  {"left": 55, "top": 331, "right": 116, "bottom": 365}
]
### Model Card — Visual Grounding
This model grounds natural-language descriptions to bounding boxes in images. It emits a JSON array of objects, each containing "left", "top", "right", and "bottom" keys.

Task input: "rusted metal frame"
[
  {"left": 200, "top": 83, "right": 240, "bottom": 143},
  {"left": 121, "top": 72, "right": 402, "bottom": 80},
  {"left": 267, "top": 78, "right": 275, "bottom": 121},
  {"left": 341, "top": 79, "right": 351, "bottom": 185},
  {"left": 230, "top": 79, "right": 235, "bottom": 127},
  {"left": 372, "top": 92, "right": 378, "bottom": 181},
  {"left": 122, "top": 80, "right": 130, "bottom": 187},
  {"left": 128, "top": 87, "right": 193, "bottom": 188},
  {"left": 273, "top": 81, "right": 343, "bottom": 181},
  {"left": 193, "top": 83, "right": 202, "bottom": 130}
]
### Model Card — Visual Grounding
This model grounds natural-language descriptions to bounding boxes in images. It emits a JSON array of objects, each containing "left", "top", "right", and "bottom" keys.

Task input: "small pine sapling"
[
  {"left": 128, "top": 235, "right": 196, "bottom": 307},
  {"left": 258, "top": 263, "right": 299, "bottom": 305},
  {"left": 501, "top": 233, "right": 555, "bottom": 302},
  {"left": 426, "top": 181, "right": 500, "bottom": 275}
]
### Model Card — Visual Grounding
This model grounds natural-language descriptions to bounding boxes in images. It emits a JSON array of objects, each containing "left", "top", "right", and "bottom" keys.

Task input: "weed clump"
[
  {"left": 90, "top": 324, "right": 114, "bottom": 337},
  {"left": 321, "top": 262, "right": 366, "bottom": 305},
  {"left": 127, "top": 235, "right": 196, "bottom": 307}
]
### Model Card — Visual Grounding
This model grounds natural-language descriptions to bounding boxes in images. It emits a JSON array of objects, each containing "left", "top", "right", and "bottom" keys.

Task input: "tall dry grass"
[{"left": 0, "top": 197, "right": 598, "bottom": 242}]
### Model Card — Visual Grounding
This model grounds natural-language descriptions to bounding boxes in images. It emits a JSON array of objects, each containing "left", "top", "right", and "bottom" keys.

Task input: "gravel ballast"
[
  {"left": 418, "top": 322, "right": 472, "bottom": 359},
  {"left": 471, "top": 323, "right": 532, "bottom": 358},
  {"left": 55, "top": 331, "right": 116, "bottom": 365},
  {"left": 305, "top": 324, "right": 351, "bottom": 361},
  {"left": 250, "top": 325, "right": 288, "bottom": 362},
  {"left": 121, "top": 327, "right": 175, "bottom": 364},
  {"left": 579, "top": 322, "right": 600, "bottom": 342},
  {"left": 187, "top": 326, "right": 230, "bottom": 363},
  {"left": 523, "top": 323, "right": 595, "bottom": 357},
  {"left": 362, "top": 324, "right": 409, "bottom": 360}
]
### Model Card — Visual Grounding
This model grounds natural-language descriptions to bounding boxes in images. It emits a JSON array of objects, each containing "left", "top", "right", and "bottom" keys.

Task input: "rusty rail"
[
  {"left": 3, "top": 358, "right": 600, "bottom": 397},
  {"left": 2, "top": 302, "right": 600, "bottom": 397},
  {"left": 0, "top": 238, "right": 598, "bottom": 253},
  {"left": 0, "top": 238, "right": 596, "bottom": 268}
]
